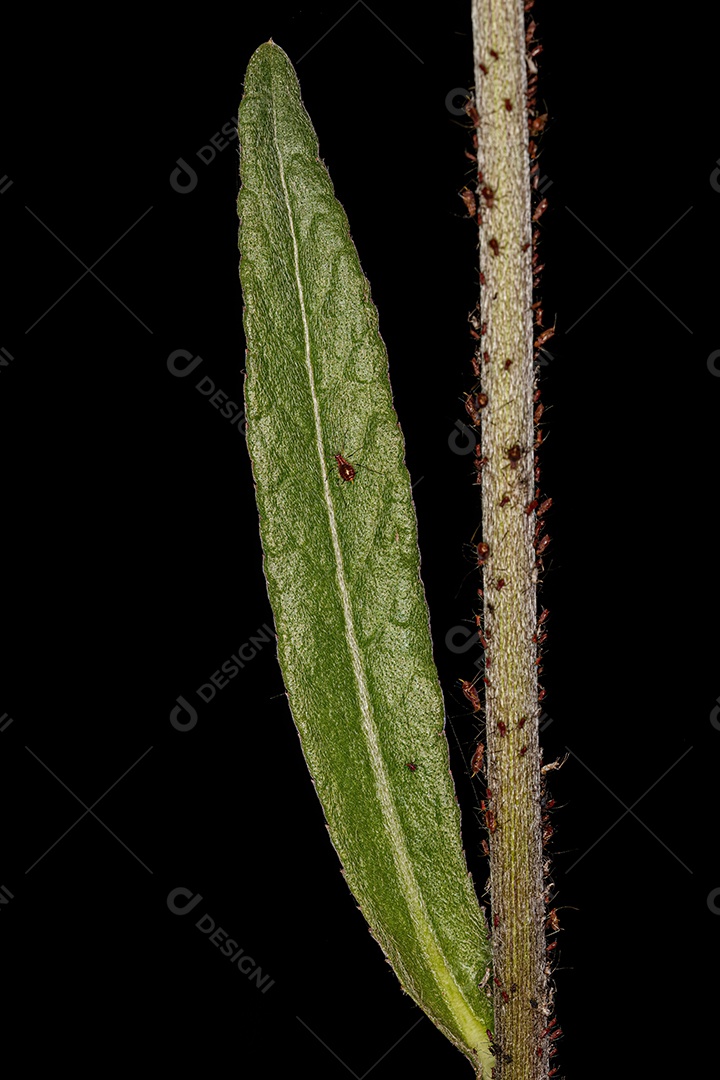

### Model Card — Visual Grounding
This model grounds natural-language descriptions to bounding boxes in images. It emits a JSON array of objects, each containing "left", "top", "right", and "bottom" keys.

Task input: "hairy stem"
[{"left": 470, "top": 1, "right": 550, "bottom": 1077}]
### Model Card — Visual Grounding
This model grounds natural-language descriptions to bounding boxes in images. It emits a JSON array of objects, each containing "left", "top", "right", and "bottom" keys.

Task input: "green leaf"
[{"left": 238, "top": 41, "right": 493, "bottom": 1074}]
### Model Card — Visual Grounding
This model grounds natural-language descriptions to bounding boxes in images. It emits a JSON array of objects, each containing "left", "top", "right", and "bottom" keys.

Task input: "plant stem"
[{"left": 470, "top": 1, "right": 550, "bottom": 1077}]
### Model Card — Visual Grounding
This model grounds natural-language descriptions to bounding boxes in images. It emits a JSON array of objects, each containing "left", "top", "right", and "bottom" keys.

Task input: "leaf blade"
[{"left": 238, "top": 41, "right": 493, "bottom": 1073}]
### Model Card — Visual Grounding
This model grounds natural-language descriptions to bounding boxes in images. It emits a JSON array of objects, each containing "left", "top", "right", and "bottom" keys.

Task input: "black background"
[{"left": 2, "top": 2, "right": 715, "bottom": 1076}]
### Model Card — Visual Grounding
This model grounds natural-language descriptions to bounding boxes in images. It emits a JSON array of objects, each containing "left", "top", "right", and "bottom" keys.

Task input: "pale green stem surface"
[{"left": 471, "top": 2, "right": 550, "bottom": 1078}]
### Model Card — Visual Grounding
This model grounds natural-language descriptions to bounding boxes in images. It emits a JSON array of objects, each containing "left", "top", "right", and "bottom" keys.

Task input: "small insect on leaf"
[
  {"left": 460, "top": 187, "right": 477, "bottom": 218},
  {"left": 474, "top": 451, "right": 489, "bottom": 485},
  {"left": 481, "top": 185, "right": 495, "bottom": 208},
  {"left": 465, "top": 392, "right": 488, "bottom": 427},
  {"left": 460, "top": 676, "right": 482, "bottom": 713},
  {"left": 537, "top": 497, "right": 553, "bottom": 517},
  {"left": 534, "top": 325, "right": 556, "bottom": 349},
  {"left": 477, "top": 540, "right": 490, "bottom": 566},
  {"left": 529, "top": 112, "right": 548, "bottom": 135},
  {"left": 536, "top": 533, "right": 551, "bottom": 556},
  {"left": 541, "top": 752, "right": 568, "bottom": 774},
  {"left": 546, "top": 908, "right": 561, "bottom": 932},
  {"left": 334, "top": 452, "right": 356, "bottom": 482},
  {"left": 465, "top": 100, "right": 481, "bottom": 126}
]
